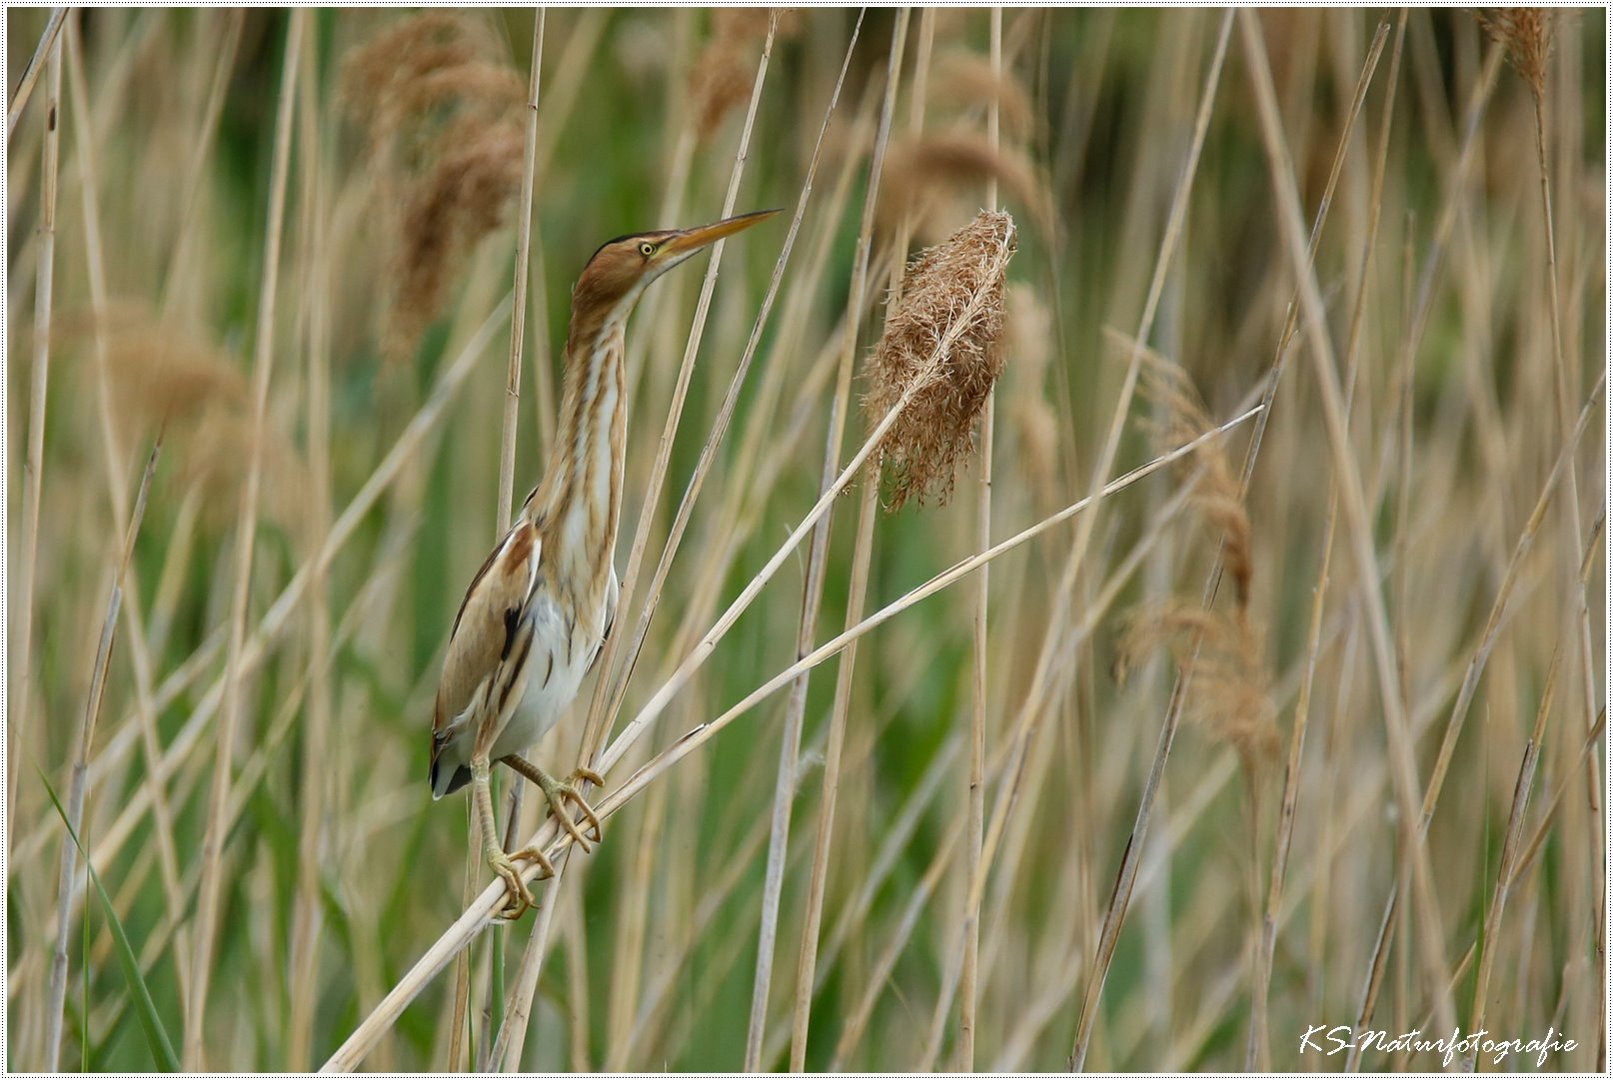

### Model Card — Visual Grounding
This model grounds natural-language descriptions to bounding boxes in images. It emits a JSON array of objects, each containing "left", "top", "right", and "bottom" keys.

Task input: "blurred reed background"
[{"left": 3, "top": 7, "right": 1605, "bottom": 1071}]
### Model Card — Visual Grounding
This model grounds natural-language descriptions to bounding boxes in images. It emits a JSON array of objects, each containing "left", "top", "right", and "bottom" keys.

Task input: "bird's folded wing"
[{"left": 433, "top": 517, "right": 543, "bottom": 745}]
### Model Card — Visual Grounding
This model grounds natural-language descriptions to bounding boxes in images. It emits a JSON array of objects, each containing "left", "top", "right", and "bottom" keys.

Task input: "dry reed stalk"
[
  {"left": 44, "top": 440, "right": 159, "bottom": 1071},
  {"left": 464, "top": 15, "right": 545, "bottom": 1070},
  {"left": 1513, "top": 705, "right": 1607, "bottom": 888},
  {"left": 496, "top": 11, "right": 545, "bottom": 540},
  {"left": 924, "top": 10, "right": 1218, "bottom": 1067},
  {"left": 287, "top": 26, "right": 335, "bottom": 1068},
  {"left": 784, "top": 21, "right": 919, "bottom": 1059},
  {"left": 10, "top": 31, "right": 61, "bottom": 907},
  {"left": 159, "top": 11, "right": 245, "bottom": 322},
  {"left": 1238, "top": 10, "right": 1461, "bottom": 1046},
  {"left": 561, "top": 888, "right": 591, "bottom": 1068},
  {"left": 5, "top": 7, "right": 67, "bottom": 142},
  {"left": 742, "top": 13, "right": 886, "bottom": 1070},
  {"left": 184, "top": 15, "right": 304, "bottom": 1066},
  {"left": 317, "top": 404, "right": 1261, "bottom": 1072},
  {"left": 487, "top": 18, "right": 789, "bottom": 1068},
  {"left": 1347, "top": 374, "right": 1603, "bottom": 1064},
  {"left": 61, "top": 18, "right": 194, "bottom": 987},
  {"left": 1338, "top": 41, "right": 1511, "bottom": 1070},
  {"left": 1246, "top": 15, "right": 1404, "bottom": 1067},
  {"left": 1486, "top": 14, "right": 1603, "bottom": 1017},
  {"left": 959, "top": 12, "right": 1002, "bottom": 1069},
  {"left": 1466, "top": 648, "right": 1561, "bottom": 1055}
]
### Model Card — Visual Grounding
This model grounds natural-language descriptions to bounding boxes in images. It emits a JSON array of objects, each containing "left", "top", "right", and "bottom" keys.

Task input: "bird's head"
[{"left": 569, "top": 208, "right": 780, "bottom": 337}]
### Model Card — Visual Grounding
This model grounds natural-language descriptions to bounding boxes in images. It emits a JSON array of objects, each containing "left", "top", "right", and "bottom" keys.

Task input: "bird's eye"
[{"left": 638, "top": 241, "right": 656, "bottom": 258}]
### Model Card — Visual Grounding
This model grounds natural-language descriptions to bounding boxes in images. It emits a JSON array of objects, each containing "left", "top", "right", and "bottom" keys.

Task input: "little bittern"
[{"left": 430, "top": 208, "right": 779, "bottom": 919}]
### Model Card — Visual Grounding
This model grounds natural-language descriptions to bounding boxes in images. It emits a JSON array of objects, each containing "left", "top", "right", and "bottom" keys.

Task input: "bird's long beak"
[{"left": 662, "top": 208, "right": 782, "bottom": 258}]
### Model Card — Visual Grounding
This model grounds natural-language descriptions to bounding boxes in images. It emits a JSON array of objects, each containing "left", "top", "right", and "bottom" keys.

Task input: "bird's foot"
[
  {"left": 537, "top": 766, "right": 606, "bottom": 851},
  {"left": 486, "top": 843, "right": 540, "bottom": 921},
  {"left": 502, "top": 755, "right": 606, "bottom": 851}
]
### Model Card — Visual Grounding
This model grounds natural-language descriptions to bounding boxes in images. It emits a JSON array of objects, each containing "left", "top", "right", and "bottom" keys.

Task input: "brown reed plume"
[
  {"left": 1115, "top": 336, "right": 1274, "bottom": 772},
  {"left": 59, "top": 308, "right": 248, "bottom": 445},
  {"left": 60, "top": 309, "right": 308, "bottom": 531},
  {"left": 1116, "top": 602, "right": 1278, "bottom": 774},
  {"left": 342, "top": 14, "right": 524, "bottom": 361},
  {"left": 1478, "top": 8, "right": 1556, "bottom": 100},
  {"left": 879, "top": 132, "right": 1050, "bottom": 238},
  {"left": 1130, "top": 335, "right": 1254, "bottom": 611},
  {"left": 864, "top": 209, "right": 1017, "bottom": 509}
]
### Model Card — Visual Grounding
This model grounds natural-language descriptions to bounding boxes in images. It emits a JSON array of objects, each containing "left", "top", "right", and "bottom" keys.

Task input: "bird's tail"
[{"left": 429, "top": 727, "right": 473, "bottom": 799}]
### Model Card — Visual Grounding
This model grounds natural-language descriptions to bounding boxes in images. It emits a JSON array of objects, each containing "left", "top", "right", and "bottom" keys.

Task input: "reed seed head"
[
  {"left": 865, "top": 209, "right": 1017, "bottom": 510},
  {"left": 1123, "top": 331, "right": 1254, "bottom": 612},
  {"left": 1117, "top": 602, "right": 1279, "bottom": 775},
  {"left": 341, "top": 14, "right": 525, "bottom": 363},
  {"left": 1478, "top": 8, "right": 1556, "bottom": 101},
  {"left": 879, "top": 132, "right": 1051, "bottom": 238}
]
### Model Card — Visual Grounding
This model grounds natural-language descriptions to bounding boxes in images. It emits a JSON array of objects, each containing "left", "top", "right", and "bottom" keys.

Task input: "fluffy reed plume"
[
  {"left": 341, "top": 14, "right": 524, "bottom": 360},
  {"left": 57, "top": 308, "right": 306, "bottom": 530},
  {"left": 689, "top": 9, "right": 801, "bottom": 140},
  {"left": 878, "top": 132, "right": 1051, "bottom": 237},
  {"left": 1116, "top": 602, "right": 1278, "bottom": 773},
  {"left": 1113, "top": 334, "right": 1274, "bottom": 771},
  {"left": 931, "top": 49, "right": 1034, "bottom": 138},
  {"left": 341, "top": 14, "right": 514, "bottom": 150},
  {"left": 1478, "top": 8, "right": 1556, "bottom": 100},
  {"left": 59, "top": 309, "right": 248, "bottom": 444},
  {"left": 1128, "top": 335, "right": 1253, "bottom": 611},
  {"left": 865, "top": 210, "right": 1016, "bottom": 509},
  {"left": 396, "top": 117, "right": 524, "bottom": 342}
]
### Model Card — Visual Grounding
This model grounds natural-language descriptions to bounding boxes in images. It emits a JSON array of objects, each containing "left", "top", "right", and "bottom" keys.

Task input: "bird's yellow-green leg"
[
  {"left": 473, "top": 757, "right": 551, "bottom": 921},
  {"left": 501, "top": 754, "right": 606, "bottom": 850}
]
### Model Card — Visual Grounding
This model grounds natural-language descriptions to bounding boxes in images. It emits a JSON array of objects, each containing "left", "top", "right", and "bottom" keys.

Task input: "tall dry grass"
[{"left": 3, "top": 8, "right": 1604, "bottom": 1071}]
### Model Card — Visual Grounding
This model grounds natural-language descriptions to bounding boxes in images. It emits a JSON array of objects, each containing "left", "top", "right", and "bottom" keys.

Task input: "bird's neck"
[{"left": 535, "top": 319, "right": 627, "bottom": 576}]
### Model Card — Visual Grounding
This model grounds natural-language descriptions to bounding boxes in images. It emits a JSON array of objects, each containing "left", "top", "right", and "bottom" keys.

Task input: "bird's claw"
[
  {"left": 487, "top": 847, "right": 539, "bottom": 921},
  {"left": 539, "top": 768, "right": 606, "bottom": 851}
]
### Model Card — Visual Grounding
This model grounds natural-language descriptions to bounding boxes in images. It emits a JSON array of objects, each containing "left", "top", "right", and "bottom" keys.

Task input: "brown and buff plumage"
[{"left": 429, "top": 208, "right": 778, "bottom": 920}]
